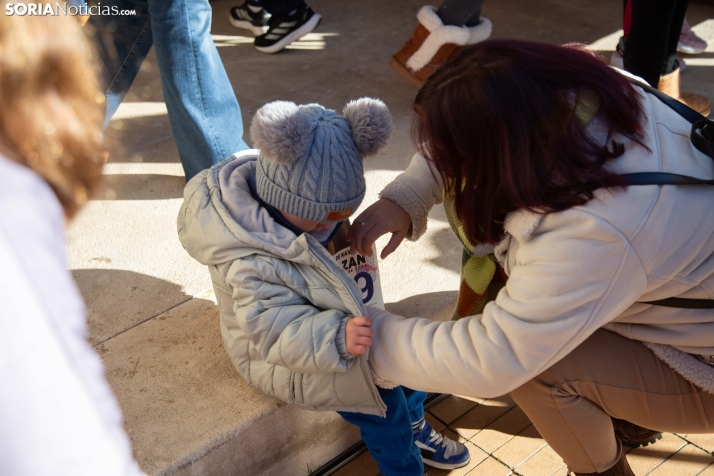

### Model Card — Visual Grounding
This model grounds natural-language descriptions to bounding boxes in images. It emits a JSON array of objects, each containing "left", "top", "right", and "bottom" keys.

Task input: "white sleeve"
[
  {"left": 0, "top": 156, "right": 144, "bottom": 476},
  {"left": 0, "top": 226, "right": 145, "bottom": 476},
  {"left": 367, "top": 208, "right": 647, "bottom": 397},
  {"left": 379, "top": 153, "right": 444, "bottom": 241}
]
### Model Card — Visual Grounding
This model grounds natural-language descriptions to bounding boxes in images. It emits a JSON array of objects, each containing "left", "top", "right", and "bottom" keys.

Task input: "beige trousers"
[{"left": 510, "top": 329, "right": 714, "bottom": 474}]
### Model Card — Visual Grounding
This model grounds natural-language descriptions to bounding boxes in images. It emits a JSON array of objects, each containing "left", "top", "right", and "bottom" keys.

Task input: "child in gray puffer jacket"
[{"left": 177, "top": 98, "right": 470, "bottom": 475}]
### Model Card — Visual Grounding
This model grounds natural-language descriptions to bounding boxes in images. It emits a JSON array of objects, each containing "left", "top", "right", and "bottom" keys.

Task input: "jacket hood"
[{"left": 178, "top": 150, "right": 328, "bottom": 267}]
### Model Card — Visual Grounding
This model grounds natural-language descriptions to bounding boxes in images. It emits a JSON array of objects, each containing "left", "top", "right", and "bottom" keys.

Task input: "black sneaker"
[
  {"left": 253, "top": 4, "right": 321, "bottom": 54},
  {"left": 229, "top": 1, "right": 270, "bottom": 36}
]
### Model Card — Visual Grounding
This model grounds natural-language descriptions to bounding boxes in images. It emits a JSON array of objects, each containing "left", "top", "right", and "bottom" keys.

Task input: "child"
[{"left": 177, "top": 99, "right": 470, "bottom": 475}]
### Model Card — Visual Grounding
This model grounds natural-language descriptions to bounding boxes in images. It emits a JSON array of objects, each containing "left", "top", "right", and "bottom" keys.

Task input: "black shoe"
[
  {"left": 229, "top": 1, "right": 270, "bottom": 35},
  {"left": 253, "top": 4, "right": 321, "bottom": 54},
  {"left": 612, "top": 418, "right": 663, "bottom": 448}
]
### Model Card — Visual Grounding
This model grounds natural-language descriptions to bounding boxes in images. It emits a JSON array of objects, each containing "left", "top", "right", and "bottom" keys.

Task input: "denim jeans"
[
  {"left": 339, "top": 387, "right": 426, "bottom": 476},
  {"left": 90, "top": 0, "right": 248, "bottom": 180}
]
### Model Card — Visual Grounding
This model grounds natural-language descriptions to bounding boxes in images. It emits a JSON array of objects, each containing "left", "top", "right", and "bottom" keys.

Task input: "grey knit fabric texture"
[{"left": 255, "top": 104, "right": 366, "bottom": 223}]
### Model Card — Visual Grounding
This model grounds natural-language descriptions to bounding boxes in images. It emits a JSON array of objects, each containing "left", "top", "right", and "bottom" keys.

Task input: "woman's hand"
[
  {"left": 345, "top": 316, "right": 373, "bottom": 355},
  {"left": 348, "top": 198, "right": 412, "bottom": 259}
]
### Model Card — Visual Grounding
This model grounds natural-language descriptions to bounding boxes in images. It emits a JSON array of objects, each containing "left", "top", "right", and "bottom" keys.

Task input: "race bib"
[{"left": 329, "top": 222, "right": 385, "bottom": 309}]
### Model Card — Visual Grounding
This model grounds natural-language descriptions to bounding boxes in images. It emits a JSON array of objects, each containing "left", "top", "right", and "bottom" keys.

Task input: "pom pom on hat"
[
  {"left": 250, "top": 101, "right": 312, "bottom": 165},
  {"left": 343, "top": 98, "right": 394, "bottom": 157}
]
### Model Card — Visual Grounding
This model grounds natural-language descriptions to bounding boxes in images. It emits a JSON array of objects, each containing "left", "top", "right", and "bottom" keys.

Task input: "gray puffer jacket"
[{"left": 178, "top": 151, "right": 386, "bottom": 416}]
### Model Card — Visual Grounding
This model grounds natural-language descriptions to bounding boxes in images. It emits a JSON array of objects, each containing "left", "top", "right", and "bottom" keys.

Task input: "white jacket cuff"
[{"left": 380, "top": 180, "right": 428, "bottom": 241}]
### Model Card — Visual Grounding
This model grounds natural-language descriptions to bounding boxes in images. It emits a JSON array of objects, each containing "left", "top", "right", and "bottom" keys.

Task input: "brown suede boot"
[
  {"left": 389, "top": 5, "right": 491, "bottom": 88},
  {"left": 612, "top": 418, "right": 662, "bottom": 448},
  {"left": 658, "top": 65, "right": 712, "bottom": 117},
  {"left": 569, "top": 438, "right": 635, "bottom": 476}
]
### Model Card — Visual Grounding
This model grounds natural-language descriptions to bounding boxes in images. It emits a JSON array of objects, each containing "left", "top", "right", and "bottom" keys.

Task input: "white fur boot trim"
[
  {"left": 405, "top": 5, "right": 492, "bottom": 72},
  {"left": 644, "top": 342, "right": 714, "bottom": 395}
]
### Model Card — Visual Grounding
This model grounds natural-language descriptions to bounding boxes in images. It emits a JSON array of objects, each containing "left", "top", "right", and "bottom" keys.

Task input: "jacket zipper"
[{"left": 306, "top": 239, "right": 388, "bottom": 417}]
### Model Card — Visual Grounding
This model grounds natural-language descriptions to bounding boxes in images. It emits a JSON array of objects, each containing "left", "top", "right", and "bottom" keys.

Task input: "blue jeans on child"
[
  {"left": 90, "top": 0, "right": 248, "bottom": 180},
  {"left": 339, "top": 387, "right": 426, "bottom": 476}
]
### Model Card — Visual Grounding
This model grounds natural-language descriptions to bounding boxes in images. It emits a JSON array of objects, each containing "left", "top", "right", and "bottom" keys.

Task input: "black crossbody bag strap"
[
  {"left": 603, "top": 80, "right": 714, "bottom": 308},
  {"left": 627, "top": 78, "right": 714, "bottom": 159}
]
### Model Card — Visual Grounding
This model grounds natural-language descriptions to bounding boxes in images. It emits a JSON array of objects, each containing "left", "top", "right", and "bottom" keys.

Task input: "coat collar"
[
  {"left": 503, "top": 208, "right": 544, "bottom": 242},
  {"left": 493, "top": 208, "right": 543, "bottom": 271}
]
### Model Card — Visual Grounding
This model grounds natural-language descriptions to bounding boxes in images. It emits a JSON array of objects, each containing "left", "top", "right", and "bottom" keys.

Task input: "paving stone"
[
  {"left": 492, "top": 425, "right": 548, "bottom": 469},
  {"left": 514, "top": 445, "right": 565, "bottom": 476},
  {"left": 548, "top": 466, "right": 570, "bottom": 476},
  {"left": 427, "top": 411, "right": 447, "bottom": 433},
  {"left": 648, "top": 444, "right": 714, "bottom": 476},
  {"left": 469, "top": 406, "right": 533, "bottom": 454},
  {"left": 99, "top": 297, "right": 360, "bottom": 476},
  {"left": 687, "top": 434, "right": 714, "bottom": 455},
  {"left": 430, "top": 395, "right": 484, "bottom": 426},
  {"left": 627, "top": 433, "right": 687, "bottom": 475},
  {"left": 425, "top": 431, "right": 490, "bottom": 476},
  {"left": 69, "top": 202, "right": 210, "bottom": 345},
  {"left": 332, "top": 451, "right": 379, "bottom": 476},
  {"left": 467, "top": 455, "right": 515, "bottom": 476},
  {"left": 450, "top": 396, "right": 516, "bottom": 440},
  {"left": 697, "top": 462, "right": 714, "bottom": 475}
]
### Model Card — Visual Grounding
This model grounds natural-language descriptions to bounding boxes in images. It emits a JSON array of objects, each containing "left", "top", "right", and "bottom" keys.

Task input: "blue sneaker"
[{"left": 413, "top": 419, "right": 470, "bottom": 470}]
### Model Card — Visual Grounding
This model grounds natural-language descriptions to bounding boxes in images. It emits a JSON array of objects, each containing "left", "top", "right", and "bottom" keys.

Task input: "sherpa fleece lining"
[
  {"left": 645, "top": 343, "right": 714, "bottom": 395},
  {"left": 380, "top": 179, "right": 429, "bottom": 241},
  {"left": 406, "top": 5, "right": 492, "bottom": 72}
]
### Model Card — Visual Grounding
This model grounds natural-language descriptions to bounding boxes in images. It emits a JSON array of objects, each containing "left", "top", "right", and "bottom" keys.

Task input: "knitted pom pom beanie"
[{"left": 251, "top": 98, "right": 393, "bottom": 223}]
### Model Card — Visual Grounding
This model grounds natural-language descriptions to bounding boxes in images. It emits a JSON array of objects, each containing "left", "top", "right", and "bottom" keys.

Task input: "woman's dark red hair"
[{"left": 414, "top": 40, "right": 646, "bottom": 243}]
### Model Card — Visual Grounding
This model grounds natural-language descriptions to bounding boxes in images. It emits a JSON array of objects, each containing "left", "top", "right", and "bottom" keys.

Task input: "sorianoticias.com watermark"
[{"left": 5, "top": 3, "right": 136, "bottom": 16}]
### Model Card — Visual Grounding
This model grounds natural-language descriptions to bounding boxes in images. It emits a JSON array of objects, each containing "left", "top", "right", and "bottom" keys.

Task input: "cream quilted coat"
[{"left": 369, "top": 86, "right": 714, "bottom": 398}]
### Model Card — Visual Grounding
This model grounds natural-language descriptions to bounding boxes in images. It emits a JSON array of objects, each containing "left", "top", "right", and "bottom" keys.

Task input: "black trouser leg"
[
  {"left": 257, "top": 0, "right": 305, "bottom": 16},
  {"left": 624, "top": 0, "right": 689, "bottom": 87},
  {"left": 436, "top": 0, "right": 487, "bottom": 26}
]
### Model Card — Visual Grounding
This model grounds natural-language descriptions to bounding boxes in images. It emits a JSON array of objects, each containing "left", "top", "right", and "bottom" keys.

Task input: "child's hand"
[{"left": 346, "top": 316, "right": 373, "bottom": 355}]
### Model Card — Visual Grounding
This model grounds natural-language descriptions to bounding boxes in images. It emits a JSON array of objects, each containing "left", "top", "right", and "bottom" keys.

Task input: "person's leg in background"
[
  {"left": 678, "top": 17, "right": 708, "bottom": 54},
  {"left": 436, "top": 0, "right": 484, "bottom": 27},
  {"left": 625, "top": 0, "right": 710, "bottom": 115},
  {"left": 611, "top": 0, "right": 703, "bottom": 73},
  {"left": 339, "top": 386, "right": 424, "bottom": 476},
  {"left": 609, "top": 0, "right": 631, "bottom": 69},
  {"left": 510, "top": 329, "right": 714, "bottom": 475},
  {"left": 229, "top": 0, "right": 321, "bottom": 54},
  {"left": 147, "top": 0, "right": 248, "bottom": 180},
  {"left": 624, "top": 0, "right": 684, "bottom": 87},
  {"left": 389, "top": 0, "right": 492, "bottom": 88},
  {"left": 87, "top": 0, "right": 153, "bottom": 129},
  {"left": 90, "top": 0, "right": 248, "bottom": 180}
]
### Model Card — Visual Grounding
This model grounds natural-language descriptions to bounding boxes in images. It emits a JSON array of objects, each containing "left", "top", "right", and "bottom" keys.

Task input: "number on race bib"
[{"left": 354, "top": 272, "right": 374, "bottom": 304}]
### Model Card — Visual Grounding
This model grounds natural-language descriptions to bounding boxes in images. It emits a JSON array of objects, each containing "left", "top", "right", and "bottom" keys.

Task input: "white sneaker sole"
[
  {"left": 254, "top": 13, "right": 322, "bottom": 54},
  {"left": 229, "top": 16, "right": 268, "bottom": 36},
  {"left": 422, "top": 454, "right": 471, "bottom": 470},
  {"left": 677, "top": 41, "right": 706, "bottom": 55}
]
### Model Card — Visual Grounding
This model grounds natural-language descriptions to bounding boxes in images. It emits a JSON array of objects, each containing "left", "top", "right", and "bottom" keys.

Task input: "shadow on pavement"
[
  {"left": 101, "top": 173, "right": 186, "bottom": 200},
  {"left": 72, "top": 268, "right": 193, "bottom": 346}
]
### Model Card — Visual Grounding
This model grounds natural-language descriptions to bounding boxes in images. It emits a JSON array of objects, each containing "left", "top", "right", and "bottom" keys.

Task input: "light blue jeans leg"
[
  {"left": 89, "top": 0, "right": 153, "bottom": 129},
  {"left": 148, "top": 0, "right": 248, "bottom": 180}
]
